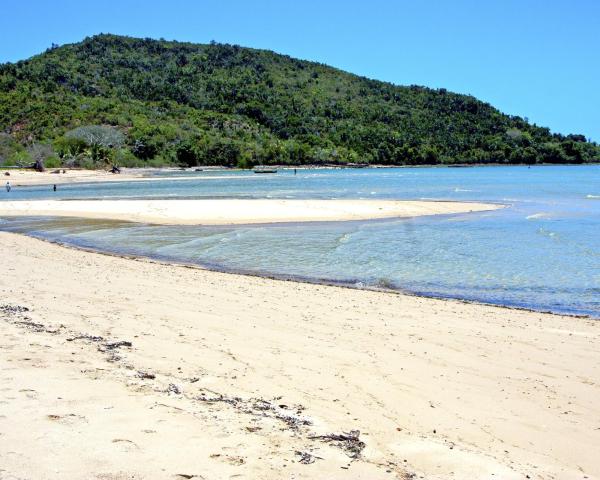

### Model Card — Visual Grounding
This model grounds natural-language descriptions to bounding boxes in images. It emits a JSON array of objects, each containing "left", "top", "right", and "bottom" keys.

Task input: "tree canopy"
[{"left": 0, "top": 34, "right": 598, "bottom": 168}]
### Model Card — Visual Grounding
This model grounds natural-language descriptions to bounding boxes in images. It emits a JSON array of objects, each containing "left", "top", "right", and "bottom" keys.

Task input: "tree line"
[{"left": 0, "top": 34, "right": 598, "bottom": 168}]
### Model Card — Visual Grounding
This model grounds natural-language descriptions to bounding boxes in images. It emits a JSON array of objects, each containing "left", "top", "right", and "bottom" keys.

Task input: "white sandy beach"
[
  {"left": 3, "top": 167, "right": 264, "bottom": 186},
  {"left": 3, "top": 168, "right": 149, "bottom": 186},
  {"left": 1, "top": 232, "right": 599, "bottom": 479},
  {"left": 1, "top": 168, "right": 330, "bottom": 187},
  {"left": 0, "top": 199, "right": 500, "bottom": 225}
]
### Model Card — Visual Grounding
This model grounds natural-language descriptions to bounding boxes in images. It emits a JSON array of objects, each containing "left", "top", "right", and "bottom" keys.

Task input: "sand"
[
  {"left": 1, "top": 232, "right": 598, "bottom": 479},
  {"left": 0, "top": 199, "right": 500, "bottom": 225},
  {"left": 2, "top": 168, "right": 269, "bottom": 186},
  {"left": 2, "top": 168, "right": 149, "bottom": 186}
]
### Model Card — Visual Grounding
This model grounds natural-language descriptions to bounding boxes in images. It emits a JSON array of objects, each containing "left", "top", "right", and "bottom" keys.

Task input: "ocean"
[{"left": 1, "top": 165, "right": 599, "bottom": 317}]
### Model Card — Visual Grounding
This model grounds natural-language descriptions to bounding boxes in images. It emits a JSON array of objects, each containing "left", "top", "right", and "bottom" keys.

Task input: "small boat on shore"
[{"left": 253, "top": 166, "right": 278, "bottom": 174}]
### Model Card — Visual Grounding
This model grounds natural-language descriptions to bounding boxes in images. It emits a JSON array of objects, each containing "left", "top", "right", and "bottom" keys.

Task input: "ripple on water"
[{"left": 1, "top": 166, "right": 599, "bottom": 317}]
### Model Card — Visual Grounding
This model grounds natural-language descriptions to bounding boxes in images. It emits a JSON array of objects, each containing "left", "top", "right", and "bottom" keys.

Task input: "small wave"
[
  {"left": 537, "top": 227, "right": 558, "bottom": 239},
  {"left": 454, "top": 188, "right": 474, "bottom": 192},
  {"left": 374, "top": 277, "right": 396, "bottom": 289},
  {"left": 337, "top": 233, "right": 351, "bottom": 244},
  {"left": 526, "top": 213, "right": 550, "bottom": 220},
  {"left": 586, "top": 194, "right": 600, "bottom": 199}
]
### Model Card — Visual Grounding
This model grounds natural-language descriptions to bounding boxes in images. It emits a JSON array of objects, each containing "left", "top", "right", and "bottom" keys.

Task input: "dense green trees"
[{"left": 0, "top": 34, "right": 598, "bottom": 168}]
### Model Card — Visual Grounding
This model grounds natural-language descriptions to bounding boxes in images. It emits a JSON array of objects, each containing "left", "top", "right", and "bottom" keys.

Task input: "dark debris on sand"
[
  {"left": 1, "top": 304, "right": 62, "bottom": 334},
  {"left": 102, "top": 340, "right": 133, "bottom": 350},
  {"left": 197, "top": 392, "right": 312, "bottom": 430},
  {"left": 67, "top": 334, "right": 104, "bottom": 343},
  {"left": 0, "top": 304, "right": 29, "bottom": 315},
  {"left": 1, "top": 303, "right": 379, "bottom": 472},
  {"left": 97, "top": 339, "right": 133, "bottom": 363},
  {"left": 295, "top": 450, "right": 322, "bottom": 464},
  {"left": 167, "top": 383, "right": 182, "bottom": 395},
  {"left": 309, "top": 430, "right": 365, "bottom": 459}
]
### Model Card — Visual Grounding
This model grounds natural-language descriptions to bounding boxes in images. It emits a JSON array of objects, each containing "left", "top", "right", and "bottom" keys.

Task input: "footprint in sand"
[
  {"left": 209, "top": 454, "right": 246, "bottom": 466},
  {"left": 111, "top": 438, "right": 140, "bottom": 452},
  {"left": 95, "top": 473, "right": 144, "bottom": 480},
  {"left": 19, "top": 388, "right": 38, "bottom": 399},
  {"left": 46, "top": 413, "right": 88, "bottom": 425}
]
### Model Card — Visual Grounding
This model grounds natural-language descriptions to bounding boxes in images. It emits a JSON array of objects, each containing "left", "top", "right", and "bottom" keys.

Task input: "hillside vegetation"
[{"left": 1, "top": 34, "right": 598, "bottom": 168}]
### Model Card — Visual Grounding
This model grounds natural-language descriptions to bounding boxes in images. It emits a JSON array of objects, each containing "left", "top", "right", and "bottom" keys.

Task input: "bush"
[
  {"left": 113, "top": 148, "right": 143, "bottom": 167},
  {"left": 8, "top": 150, "right": 31, "bottom": 166},
  {"left": 44, "top": 156, "right": 62, "bottom": 168},
  {"left": 77, "top": 158, "right": 97, "bottom": 170},
  {"left": 237, "top": 156, "right": 256, "bottom": 169},
  {"left": 54, "top": 136, "right": 87, "bottom": 158},
  {"left": 146, "top": 155, "right": 176, "bottom": 168}
]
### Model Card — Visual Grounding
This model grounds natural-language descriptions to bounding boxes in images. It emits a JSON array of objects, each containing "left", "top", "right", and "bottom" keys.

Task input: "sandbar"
[{"left": 0, "top": 199, "right": 501, "bottom": 225}]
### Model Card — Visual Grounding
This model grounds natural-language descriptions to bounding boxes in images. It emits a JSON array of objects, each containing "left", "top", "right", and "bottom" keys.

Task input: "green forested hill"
[{"left": 0, "top": 34, "right": 598, "bottom": 168}]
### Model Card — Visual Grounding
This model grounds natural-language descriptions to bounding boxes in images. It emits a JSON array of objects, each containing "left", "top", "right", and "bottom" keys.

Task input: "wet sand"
[{"left": 1, "top": 232, "right": 599, "bottom": 479}]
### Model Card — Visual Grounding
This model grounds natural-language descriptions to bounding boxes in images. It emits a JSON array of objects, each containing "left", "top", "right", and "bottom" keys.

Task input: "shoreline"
[
  {"left": 0, "top": 198, "right": 502, "bottom": 225},
  {"left": 1, "top": 231, "right": 599, "bottom": 479},
  {"left": 15, "top": 228, "right": 595, "bottom": 321},
  {"left": 3, "top": 163, "right": 598, "bottom": 187}
]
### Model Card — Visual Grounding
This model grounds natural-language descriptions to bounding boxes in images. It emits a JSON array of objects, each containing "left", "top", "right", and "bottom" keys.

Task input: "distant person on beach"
[
  {"left": 53, "top": 184, "right": 57, "bottom": 191},
  {"left": 5, "top": 181, "right": 10, "bottom": 192}
]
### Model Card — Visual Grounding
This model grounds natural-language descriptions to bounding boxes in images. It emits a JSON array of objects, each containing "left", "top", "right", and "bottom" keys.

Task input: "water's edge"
[
  {"left": 8, "top": 229, "right": 595, "bottom": 321},
  {"left": 3, "top": 165, "right": 598, "bottom": 319}
]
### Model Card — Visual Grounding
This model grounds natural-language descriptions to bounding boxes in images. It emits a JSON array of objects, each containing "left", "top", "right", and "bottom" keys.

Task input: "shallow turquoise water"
[{"left": 1, "top": 165, "right": 599, "bottom": 317}]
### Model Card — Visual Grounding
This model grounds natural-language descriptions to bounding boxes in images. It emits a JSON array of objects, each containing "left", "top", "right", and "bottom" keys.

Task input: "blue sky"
[{"left": 1, "top": 0, "right": 598, "bottom": 140}]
